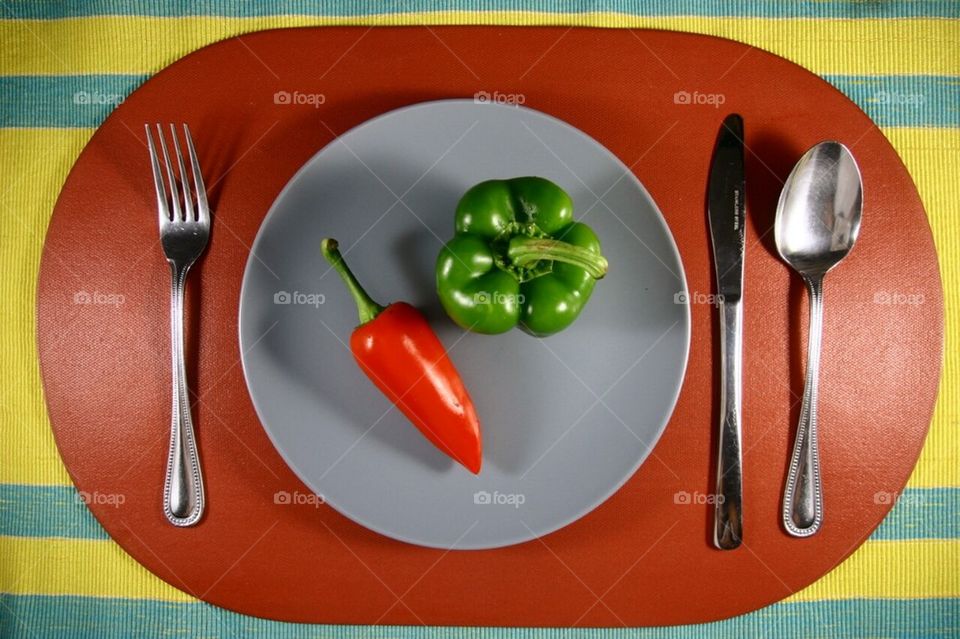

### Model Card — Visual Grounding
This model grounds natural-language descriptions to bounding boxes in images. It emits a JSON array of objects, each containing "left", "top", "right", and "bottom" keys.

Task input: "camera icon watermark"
[
  {"left": 473, "top": 291, "right": 525, "bottom": 306},
  {"left": 274, "top": 490, "right": 325, "bottom": 508},
  {"left": 73, "top": 90, "right": 125, "bottom": 106},
  {"left": 273, "top": 90, "right": 326, "bottom": 108},
  {"left": 473, "top": 490, "right": 525, "bottom": 508},
  {"left": 874, "top": 90, "right": 924, "bottom": 106},
  {"left": 673, "top": 90, "right": 726, "bottom": 109},
  {"left": 76, "top": 490, "right": 126, "bottom": 508},
  {"left": 673, "top": 291, "right": 723, "bottom": 306},
  {"left": 873, "top": 491, "right": 895, "bottom": 505},
  {"left": 673, "top": 490, "right": 724, "bottom": 505},
  {"left": 73, "top": 290, "right": 125, "bottom": 307},
  {"left": 474, "top": 90, "right": 526, "bottom": 106},
  {"left": 873, "top": 290, "right": 924, "bottom": 306},
  {"left": 873, "top": 490, "right": 923, "bottom": 506},
  {"left": 274, "top": 290, "right": 325, "bottom": 308}
]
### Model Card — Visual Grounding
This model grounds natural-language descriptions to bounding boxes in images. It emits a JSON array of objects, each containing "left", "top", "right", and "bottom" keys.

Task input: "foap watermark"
[
  {"left": 473, "top": 490, "right": 525, "bottom": 508},
  {"left": 873, "top": 490, "right": 924, "bottom": 506},
  {"left": 73, "top": 90, "right": 125, "bottom": 106},
  {"left": 874, "top": 91, "right": 925, "bottom": 106},
  {"left": 274, "top": 290, "right": 325, "bottom": 308},
  {"left": 874, "top": 290, "right": 924, "bottom": 306},
  {"left": 674, "top": 490, "right": 724, "bottom": 505},
  {"left": 674, "top": 291, "right": 723, "bottom": 306},
  {"left": 273, "top": 90, "right": 326, "bottom": 108},
  {"left": 76, "top": 490, "right": 126, "bottom": 508},
  {"left": 474, "top": 291, "right": 525, "bottom": 306},
  {"left": 673, "top": 90, "right": 726, "bottom": 109},
  {"left": 73, "top": 290, "right": 125, "bottom": 307},
  {"left": 274, "top": 490, "right": 326, "bottom": 508},
  {"left": 474, "top": 90, "right": 526, "bottom": 106}
]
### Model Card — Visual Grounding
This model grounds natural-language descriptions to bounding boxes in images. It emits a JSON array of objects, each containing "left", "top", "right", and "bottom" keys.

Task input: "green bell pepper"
[{"left": 436, "top": 177, "right": 608, "bottom": 337}]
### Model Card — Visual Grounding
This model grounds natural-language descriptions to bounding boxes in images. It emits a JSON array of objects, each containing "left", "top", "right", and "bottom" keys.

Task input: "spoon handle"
[{"left": 783, "top": 275, "right": 825, "bottom": 537}]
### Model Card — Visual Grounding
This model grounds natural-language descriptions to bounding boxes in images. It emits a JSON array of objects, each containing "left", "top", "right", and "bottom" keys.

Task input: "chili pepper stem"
[
  {"left": 320, "top": 238, "right": 386, "bottom": 325},
  {"left": 506, "top": 237, "right": 609, "bottom": 279}
]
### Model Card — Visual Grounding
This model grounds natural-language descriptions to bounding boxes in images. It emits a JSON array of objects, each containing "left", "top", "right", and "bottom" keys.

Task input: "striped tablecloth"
[{"left": 1, "top": 2, "right": 957, "bottom": 637}]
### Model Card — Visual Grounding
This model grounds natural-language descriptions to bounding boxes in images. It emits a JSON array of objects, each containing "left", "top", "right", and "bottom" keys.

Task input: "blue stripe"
[
  {"left": 870, "top": 486, "right": 960, "bottom": 541},
  {"left": 0, "top": 74, "right": 146, "bottom": 129},
  {"left": 1, "top": 74, "right": 958, "bottom": 129},
  {"left": 2, "top": 0, "right": 959, "bottom": 20},
  {"left": 0, "top": 484, "right": 108, "bottom": 540},
  {"left": 825, "top": 75, "right": 960, "bottom": 129},
  {"left": 0, "top": 595, "right": 956, "bottom": 638},
  {"left": 1, "top": 483, "right": 957, "bottom": 541}
]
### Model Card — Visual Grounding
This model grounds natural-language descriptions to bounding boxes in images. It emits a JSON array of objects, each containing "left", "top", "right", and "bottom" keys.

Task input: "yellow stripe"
[
  {"left": 786, "top": 539, "right": 960, "bottom": 601},
  {"left": 886, "top": 129, "right": 960, "bottom": 490},
  {"left": 1, "top": 14, "right": 958, "bottom": 76},
  {"left": 1, "top": 534, "right": 955, "bottom": 602},
  {"left": 1, "top": 128, "right": 956, "bottom": 489},
  {"left": 0, "top": 128, "right": 90, "bottom": 486},
  {"left": 0, "top": 535, "right": 192, "bottom": 601}
]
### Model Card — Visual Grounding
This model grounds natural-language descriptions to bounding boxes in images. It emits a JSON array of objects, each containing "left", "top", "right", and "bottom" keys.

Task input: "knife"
[{"left": 708, "top": 114, "right": 746, "bottom": 550}]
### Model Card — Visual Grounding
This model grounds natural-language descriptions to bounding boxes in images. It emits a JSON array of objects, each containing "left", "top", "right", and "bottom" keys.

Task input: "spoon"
[{"left": 775, "top": 141, "right": 863, "bottom": 537}]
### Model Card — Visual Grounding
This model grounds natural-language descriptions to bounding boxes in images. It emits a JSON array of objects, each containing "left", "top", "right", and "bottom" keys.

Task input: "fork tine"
[
  {"left": 169, "top": 124, "right": 195, "bottom": 222},
  {"left": 155, "top": 123, "right": 182, "bottom": 222},
  {"left": 182, "top": 124, "right": 209, "bottom": 226},
  {"left": 144, "top": 124, "right": 170, "bottom": 225}
]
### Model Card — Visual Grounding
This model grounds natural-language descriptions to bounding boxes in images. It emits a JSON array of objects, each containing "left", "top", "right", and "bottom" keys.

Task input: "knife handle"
[{"left": 714, "top": 299, "right": 743, "bottom": 549}]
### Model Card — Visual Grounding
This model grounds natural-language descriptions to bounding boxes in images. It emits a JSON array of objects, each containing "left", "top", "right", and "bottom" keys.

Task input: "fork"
[{"left": 146, "top": 123, "right": 210, "bottom": 527}]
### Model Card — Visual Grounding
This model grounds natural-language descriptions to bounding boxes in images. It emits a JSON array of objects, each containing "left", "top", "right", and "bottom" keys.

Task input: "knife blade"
[{"left": 708, "top": 113, "right": 746, "bottom": 550}]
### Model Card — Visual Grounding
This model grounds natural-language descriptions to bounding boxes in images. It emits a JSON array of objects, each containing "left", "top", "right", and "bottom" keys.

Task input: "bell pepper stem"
[
  {"left": 506, "top": 236, "right": 608, "bottom": 279},
  {"left": 320, "top": 238, "right": 385, "bottom": 325}
]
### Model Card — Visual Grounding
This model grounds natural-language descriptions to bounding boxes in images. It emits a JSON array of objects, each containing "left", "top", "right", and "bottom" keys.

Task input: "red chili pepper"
[{"left": 320, "top": 238, "right": 482, "bottom": 474}]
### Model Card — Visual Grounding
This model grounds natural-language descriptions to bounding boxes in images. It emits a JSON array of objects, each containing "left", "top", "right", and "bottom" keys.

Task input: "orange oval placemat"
[{"left": 37, "top": 27, "right": 942, "bottom": 627}]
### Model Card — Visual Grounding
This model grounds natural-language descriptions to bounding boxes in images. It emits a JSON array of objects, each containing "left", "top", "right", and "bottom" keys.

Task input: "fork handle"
[{"left": 163, "top": 263, "right": 205, "bottom": 526}]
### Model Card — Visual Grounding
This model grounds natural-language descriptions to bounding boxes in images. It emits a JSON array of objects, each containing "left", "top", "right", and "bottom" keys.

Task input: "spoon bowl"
[
  {"left": 775, "top": 142, "right": 863, "bottom": 277},
  {"left": 775, "top": 141, "right": 863, "bottom": 537}
]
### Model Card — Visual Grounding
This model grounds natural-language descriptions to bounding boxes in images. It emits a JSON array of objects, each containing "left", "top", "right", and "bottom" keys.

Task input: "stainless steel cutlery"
[
  {"left": 146, "top": 123, "right": 210, "bottom": 527},
  {"left": 708, "top": 114, "right": 746, "bottom": 550},
  {"left": 775, "top": 142, "right": 863, "bottom": 537},
  {"left": 138, "top": 115, "right": 863, "bottom": 542},
  {"left": 707, "top": 119, "right": 863, "bottom": 544}
]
